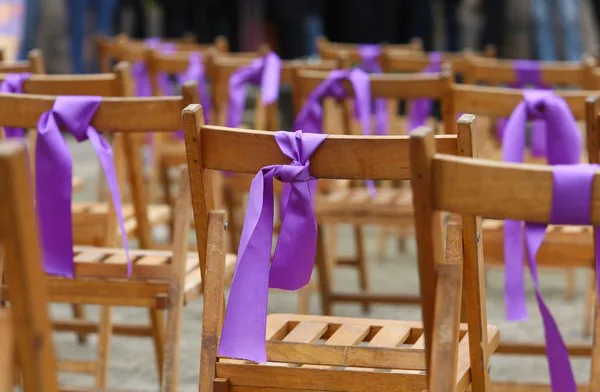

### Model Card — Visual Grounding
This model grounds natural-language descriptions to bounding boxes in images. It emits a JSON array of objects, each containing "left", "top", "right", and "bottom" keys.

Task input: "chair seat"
[
  {"left": 72, "top": 202, "right": 172, "bottom": 235},
  {"left": 6, "top": 246, "right": 237, "bottom": 308},
  {"left": 315, "top": 188, "right": 413, "bottom": 225},
  {"left": 482, "top": 219, "right": 594, "bottom": 267},
  {"left": 217, "top": 313, "right": 500, "bottom": 392}
]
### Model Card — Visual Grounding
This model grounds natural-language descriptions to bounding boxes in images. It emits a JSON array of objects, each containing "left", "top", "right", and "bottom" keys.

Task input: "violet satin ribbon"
[
  {"left": 496, "top": 60, "right": 550, "bottom": 156},
  {"left": 503, "top": 90, "right": 582, "bottom": 321},
  {"left": 358, "top": 44, "right": 388, "bottom": 135},
  {"left": 407, "top": 52, "right": 442, "bottom": 131},
  {"left": 218, "top": 130, "right": 328, "bottom": 362},
  {"left": 519, "top": 164, "right": 598, "bottom": 392},
  {"left": 36, "top": 96, "right": 130, "bottom": 277},
  {"left": 131, "top": 38, "right": 174, "bottom": 97},
  {"left": 226, "top": 52, "right": 281, "bottom": 128},
  {"left": 176, "top": 51, "right": 211, "bottom": 124},
  {"left": 0, "top": 73, "right": 31, "bottom": 138}
]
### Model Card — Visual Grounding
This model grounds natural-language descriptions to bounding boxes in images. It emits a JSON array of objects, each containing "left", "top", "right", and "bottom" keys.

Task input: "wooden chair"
[
  {"left": 382, "top": 47, "right": 495, "bottom": 75},
  {"left": 317, "top": 36, "right": 423, "bottom": 65},
  {"left": 463, "top": 55, "right": 597, "bottom": 88},
  {"left": 0, "top": 140, "right": 59, "bottom": 391},
  {"left": 0, "top": 48, "right": 45, "bottom": 74},
  {"left": 447, "top": 84, "right": 599, "bottom": 372},
  {"left": 183, "top": 107, "right": 499, "bottom": 392},
  {"left": 409, "top": 125, "right": 600, "bottom": 390},
  {"left": 291, "top": 69, "right": 454, "bottom": 314},
  {"left": 0, "top": 90, "right": 235, "bottom": 390}
]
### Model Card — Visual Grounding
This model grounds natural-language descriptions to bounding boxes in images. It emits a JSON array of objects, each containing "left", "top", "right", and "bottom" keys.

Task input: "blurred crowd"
[{"left": 16, "top": 0, "right": 600, "bottom": 74}]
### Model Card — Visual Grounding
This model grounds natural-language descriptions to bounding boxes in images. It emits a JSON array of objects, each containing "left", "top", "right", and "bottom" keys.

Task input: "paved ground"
[{"left": 33, "top": 0, "right": 600, "bottom": 390}]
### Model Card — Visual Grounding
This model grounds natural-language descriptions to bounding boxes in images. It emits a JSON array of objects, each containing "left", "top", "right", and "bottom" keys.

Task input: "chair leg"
[
  {"left": 376, "top": 228, "right": 388, "bottom": 262},
  {"left": 159, "top": 160, "right": 173, "bottom": 208},
  {"left": 297, "top": 283, "right": 311, "bottom": 314},
  {"left": 71, "top": 304, "right": 88, "bottom": 344},
  {"left": 315, "top": 226, "right": 334, "bottom": 315},
  {"left": 149, "top": 308, "right": 165, "bottom": 384},
  {"left": 565, "top": 269, "right": 575, "bottom": 300},
  {"left": 584, "top": 271, "right": 596, "bottom": 337},
  {"left": 94, "top": 306, "right": 113, "bottom": 388},
  {"left": 354, "top": 225, "right": 370, "bottom": 313},
  {"left": 223, "top": 187, "right": 238, "bottom": 253}
]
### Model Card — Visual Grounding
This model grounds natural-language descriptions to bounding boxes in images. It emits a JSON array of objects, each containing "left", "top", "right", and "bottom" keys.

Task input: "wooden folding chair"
[
  {"left": 183, "top": 106, "right": 498, "bottom": 392},
  {"left": 0, "top": 140, "right": 59, "bottom": 391},
  {"left": 447, "top": 84, "right": 599, "bottom": 369},
  {"left": 410, "top": 125, "right": 600, "bottom": 390},
  {"left": 291, "top": 69, "right": 454, "bottom": 314},
  {"left": 0, "top": 89, "right": 233, "bottom": 390}
]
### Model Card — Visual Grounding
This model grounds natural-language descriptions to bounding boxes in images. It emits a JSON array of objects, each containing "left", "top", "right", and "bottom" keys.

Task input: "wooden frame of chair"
[
  {"left": 0, "top": 89, "right": 215, "bottom": 391},
  {"left": 184, "top": 109, "right": 498, "bottom": 392},
  {"left": 0, "top": 140, "right": 59, "bottom": 392},
  {"left": 463, "top": 55, "right": 598, "bottom": 88},
  {"left": 410, "top": 125, "right": 600, "bottom": 390},
  {"left": 95, "top": 33, "right": 229, "bottom": 73},
  {"left": 382, "top": 47, "right": 495, "bottom": 75},
  {"left": 317, "top": 36, "right": 423, "bottom": 65},
  {"left": 447, "top": 83, "right": 600, "bottom": 375},
  {"left": 0, "top": 49, "right": 45, "bottom": 74},
  {"left": 290, "top": 68, "right": 454, "bottom": 314}
]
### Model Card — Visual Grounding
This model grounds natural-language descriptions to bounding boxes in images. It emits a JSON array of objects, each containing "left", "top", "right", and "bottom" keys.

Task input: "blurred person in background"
[
  {"left": 267, "top": 0, "right": 323, "bottom": 58},
  {"left": 443, "top": 0, "right": 460, "bottom": 52},
  {"left": 479, "top": 0, "right": 506, "bottom": 56},
  {"left": 18, "top": 0, "right": 40, "bottom": 60},
  {"left": 114, "top": 0, "right": 146, "bottom": 38},
  {"left": 531, "top": 0, "right": 582, "bottom": 61},
  {"left": 66, "top": 0, "right": 118, "bottom": 73}
]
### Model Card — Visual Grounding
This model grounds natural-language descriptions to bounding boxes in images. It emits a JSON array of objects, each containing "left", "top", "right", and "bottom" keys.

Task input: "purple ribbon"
[
  {"left": 502, "top": 90, "right": 582, "bottom": 391},
  {"left": 218, "top": 130, "right": 327, "bottom": 362},
  {"left": 358, "top": 44, "right": 388, "bottom": 135},
  {"left": 519, "top": 165, "right": 597, "bottom": 392},
  {"left": 407, "top": 52, "right": 442, "bottom": 131},
  {"left": 176, "top": 52, "right": 211, "bottom": 125},
  {"left": 496, "top": 60, "right": 551, "bottom": 155},
  {"left": 35, "top": 96, "right": 130, "bottom": 277},
  {"left": 226, "top": 52, "right": 281, "bottom": 128},
  {"left": 293, "top": 68, "right": 375, "bottom": 194},
  {"left": 0, "top": 73, "right": 31, "bottom": 138},
  {"left": 131, "top": 38, "right": 174, "bottom": 97}
]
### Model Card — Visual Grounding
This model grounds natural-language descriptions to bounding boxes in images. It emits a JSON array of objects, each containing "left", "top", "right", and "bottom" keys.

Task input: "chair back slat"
[{"left": 0, "top": 141, "right": 58, "bottom": 392}]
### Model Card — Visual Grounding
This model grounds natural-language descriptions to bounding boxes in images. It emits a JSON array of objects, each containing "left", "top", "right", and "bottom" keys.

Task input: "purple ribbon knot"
[
  {"left": 226, "top": 52, "right": 281, "bottom": 128},
  {"left": 0, "top": 73, "right": 31, "bottom": 138},
  {"left": 218, "top": 130, "right": 327, "bottom": 363},
  {"left": 36, "top": 96, "right": 130, "bottom": 277}
]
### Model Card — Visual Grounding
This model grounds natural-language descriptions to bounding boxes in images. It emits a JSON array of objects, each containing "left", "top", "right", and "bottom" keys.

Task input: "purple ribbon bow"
[
  {"left": 36, "top": 96, "right": 130, "bottom": 277},
  {"left": 218, "top": 130, "right": 327, "bottom": 362},
  {"left": 518, "top": 165, "right": 597, "bottom": 392},
  {"left": 497, "top": 60, "right": 551, "bottom": 155},
  {"left": 0, "top": 73, "right": 31, "bottom": 138},
  {"left": 407, "top": 52, "right": 442, "bottom": 131},
  {"left": 226, "top": 52, "right": 281, "bottom": 128},
  {"left": 503, "top": 90, "right": 583, "bottom": 391},
  {"left": 358, "top": 44, "right": 388, "bottom": 135}
]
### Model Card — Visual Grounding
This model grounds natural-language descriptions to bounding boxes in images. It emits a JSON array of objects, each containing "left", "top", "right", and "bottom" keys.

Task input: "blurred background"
[{"left": 1, "top": 0, "right": 600, "bottom": 73}]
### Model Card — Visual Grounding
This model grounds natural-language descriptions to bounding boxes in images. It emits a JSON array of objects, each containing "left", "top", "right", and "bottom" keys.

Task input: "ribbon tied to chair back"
[
  {"left": 0, "top": 73, "right": 31, "bottom": 138},
  {"left": 226, "top": 52, "right": 281, "bottom": 128},
  {"left": 358, "top": 44, "right": 388, "bottom": 135},
  {"left": 496, "top": 60, "right": 551, "bottom": 155},
  {"left": 36, "top": 96, "right": 130, "bottom": 277},
  {"left": 503, "top": 89, "right": 587, "bottom": 392},
  {"left": 406, "top": 52, "right": 442, "bottom": 131},
  {"left": 218, "top": 130, "right": 328, "bottom": 363}
]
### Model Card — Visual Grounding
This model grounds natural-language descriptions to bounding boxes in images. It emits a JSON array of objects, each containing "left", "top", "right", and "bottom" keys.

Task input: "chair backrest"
[
  {"left": 382, "top": 48, "right": 495, "bottom": 74},
  {"left": 0, "top": 84, "right": 196, "bottom": 250},
  {"left": 208, "top": 53, "right": 339, "bottom": 130},
  {"left": 317, "top": 36, "right": 422, "bottom": 66},
  {"left": 463, "top": 56, "right": 596, "bottom": 88},
  {"left": 183, "top": 107, "right": 488, "bottom": 390},
  {"left": 0, "top": 63, "right": 134, "bottom": 248},
  {"left": 95, "top": 34, "right": 229, "bottom": 73},
  {"left": 291, "top": 69, "right": 455, "bottom": 134},
  {"left": 586, "top": 96, "right": 600, "bottom": 165},
  {"left": 448, "top": 83, "right": 600, "bottom": 135},
  {"left": 0, "top": 49, "right": 45, "bottom": 74},
  {"left": 0, "top": 140, "right": 58, "bottom": 392}
]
